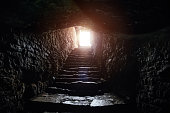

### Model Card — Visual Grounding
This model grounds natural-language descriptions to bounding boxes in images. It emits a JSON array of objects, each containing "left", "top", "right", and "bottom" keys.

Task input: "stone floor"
[{"left": 31, "top": 93, "right": 124, "bottom": 107}]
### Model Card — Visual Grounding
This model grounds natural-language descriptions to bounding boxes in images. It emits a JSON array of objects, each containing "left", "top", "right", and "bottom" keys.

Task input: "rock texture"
[
  {"left": 92, "top": 27, "right": 170, "bottom": 113},
  {"left": 0, "top": 27, "right": 76, "bottom": 113},
  {"left": 136, "top": 29, "right": 170, "bottom": 113}
]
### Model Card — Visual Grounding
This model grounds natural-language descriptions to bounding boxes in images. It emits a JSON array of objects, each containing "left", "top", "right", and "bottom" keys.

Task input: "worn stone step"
[
  {"left": 70, "top": 50, "right": 92, "bottom": 53},
  {"left": 59, "top": 70, "right": 99, "bottom": 74},
  {"left": 69, "top": 54, "right": 92, "bottom": 57},
  {"left": 66, "top": 59, "right": 92, "bottom": 62},
  {"left": 46, "top": 87, "right": 73, "bottom": 94},
  {"left": 63, "top": 66, "right": 98, "bottom": 69},
  {"left": 70, "top": 53, "right": 91, "bottom": 55},
  {"left": 64, "top": 62, "right": 91, "bottom": 65},
  {"left": 66, "top": 60, "right": 90, "bottom": 62},
  {"left": 66, "top": 59, "right": 91, "bottom": 63},
  {"left": 62, "top": 67, "right": 99, "bottom": 71},
  {"left": 67, "top": 57, "right": 91, "bottom": 60},
  {"left": 66, "top": 58, "right": 91, "bottom": 61},
  {"left": 26, "top": 93, "right": 126, "bottom": 112},
  {"left": 68, "top": 55, "right": 92, "bottom": 58},
  {"left": 64, "top": 64, "right": 92, "bottom": 66},
  {"left": 66, "top": 58, "right": 92, "bottom": 61},
  {"left": 68, "top": 55, "right": 91, "bottom": 58},
  {"left": 60, "top": 70, "right": 99, "bottom": 74},
  {"left": 63, "top": 64, "right": 96, "bottom": 68},
  {"left": 58, "top": 74, "right": 100, "bottom": 78},
  {"left": 67, "top": 57, "right": 91, "bottom": 59},
  {"left": 70, "top": 55, "right": 91, "bottom": 57},
  {"left": 73, "top": 73, "right": 100, "bottom": 77},
  {"left": 54, "top": 77, "right": 101, "bottom": 82},
  {"left": 53, "top": 81, "right": 103, "bottom": 90},
  {"left": 66, "top": 59, "right": 91, "bottom": 62}
]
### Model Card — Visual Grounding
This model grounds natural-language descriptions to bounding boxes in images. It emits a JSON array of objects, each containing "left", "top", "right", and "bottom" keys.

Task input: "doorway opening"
[
  {"left": 79, "top": 30, "right": 91, "bottom": 47},
  {"left": 75, "top": 26, "right": 92, "bottom": 48}
]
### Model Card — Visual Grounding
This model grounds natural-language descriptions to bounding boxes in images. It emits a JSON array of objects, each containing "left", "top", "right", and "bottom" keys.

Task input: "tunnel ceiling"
[{"left": 0, "top": 0, "right": 169, "bottom": 33}]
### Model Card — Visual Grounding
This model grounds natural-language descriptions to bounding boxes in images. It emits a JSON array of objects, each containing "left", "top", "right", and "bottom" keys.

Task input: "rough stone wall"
[
  {"left": 136, "top": 29, "right": 170, "bottom": 113},
  {"left": 101, "top": 33, "right": 139, "bottom": 102},
  {"left": 93, "top": 28, "right": 170, "bottom": 112},
  {"left": 0, "top": 27, "right": 76, "bottom": 113}
]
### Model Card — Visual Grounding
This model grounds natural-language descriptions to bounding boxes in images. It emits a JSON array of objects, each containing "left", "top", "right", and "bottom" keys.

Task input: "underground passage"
[{"left": 0, "top": 0, "right": 170, "bottom": 113}]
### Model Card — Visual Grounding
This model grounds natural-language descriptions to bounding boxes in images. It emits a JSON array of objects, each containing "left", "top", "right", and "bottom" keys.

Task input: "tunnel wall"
[
  {"left": 101, "top": 33, "right": 138, "bottom": 101},
  {"left": 136, "top": 29, "right": 170, "bottom": 113},
  {"left": 93, "top": 28, "right": 170, "bottom": 113},
  {"left": 0, "top": 27, "right": 76, "bottom": 112}
]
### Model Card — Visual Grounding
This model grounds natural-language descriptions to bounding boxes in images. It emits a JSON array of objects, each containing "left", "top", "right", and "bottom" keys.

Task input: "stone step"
[
  {"left": 54, "top": 77, "right": 101, "bottom": 82},
  {"left": 62, "top": 67, "right": 99, "bottom": 71},
  {"left": 68, "top": 55, "right": 92, "bottom": 58},
  {"left": 66, "top": 58, "right": 91, "bottom": 61},
  {"left": 67, "top": 55, "right": 91, "bottom": 58},
  {"left": 61, "top": 70, "right": 99, "bottom": 72},
  {"left": 69, "top": 54, "right": 92, "bottom": 57},
  {"left": 66, "top": 57, "right": 92, "bottom": 62},
  {"left": 59, "top": 70, "right": 99, "bottom": 74},
  {"left": 53, "top": 81, "right": 103, "bottom": 90},
  {"left": 46, "top": 87, "right": 73, "bottom": 94},
  {"left": 58, "top": 74, "right": 100, "bottom": 78},
  {"left": 70, "top": 53, "right": 91, "bottom": 55},
  {"left": 66, "top": 59, "right": 92, "bottom": 62},
  {"left": 70, "top": 51, "right": 92, "bottom": 54},
  {"left": 63, "top": 64, "right": 96, "bottom": 68},
  {"left": 64, "top": 62, "right": 91, "bottom": 65},
  {"left": 68, "top": 56, "right": 91, "bottom": 59},
  {"left": 60, "top": 70, "right": 99, "bottom": 74},
  {"left": 63, "top": 66, "right": 98, "bottom": 69},
  {"left": 26, "top": 93, "right": 126, "bottom": 112},
  {"left": 64, "top": 64, "right": 92, "bottom": 67},
  {"left": 72, "top": 50, "right": 91, "bottom": 53},
  {"left": 67, "top": 57, "right": 91, "bottom": 61},
  {"left": 46, "top": 87, "right": 103, "bottom": 96},
  {"left": 65, "top": 58, "right": 92, "bottom": 63}
]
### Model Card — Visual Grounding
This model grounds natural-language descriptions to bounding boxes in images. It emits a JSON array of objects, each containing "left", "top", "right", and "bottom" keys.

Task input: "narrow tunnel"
[{"left": 0, "top": 0, "right": 170, "bottom": 113}]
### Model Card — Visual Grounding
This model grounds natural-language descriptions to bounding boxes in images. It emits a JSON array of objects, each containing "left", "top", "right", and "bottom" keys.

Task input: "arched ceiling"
[{"left": 0, "top": 0, "right": 169, "bottom": 33}]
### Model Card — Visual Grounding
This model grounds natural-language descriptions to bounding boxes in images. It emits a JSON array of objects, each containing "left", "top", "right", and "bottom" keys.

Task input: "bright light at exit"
[{"left": 79, "top": 31, "right": 91, "bottom": 47}]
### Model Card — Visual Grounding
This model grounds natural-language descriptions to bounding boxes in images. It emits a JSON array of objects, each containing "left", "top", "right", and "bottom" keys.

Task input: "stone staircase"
[
  {"left": 49, "top": 47, "right": 105, "bottom": 96},
  {"left": 25, "top": 47, "right": 131, "bottom": 113}
]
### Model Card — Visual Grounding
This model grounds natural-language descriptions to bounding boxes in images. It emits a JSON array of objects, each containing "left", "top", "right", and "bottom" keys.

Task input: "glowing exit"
[{"left": 79, "top": 31, "right": 91, "bottom": 47}]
